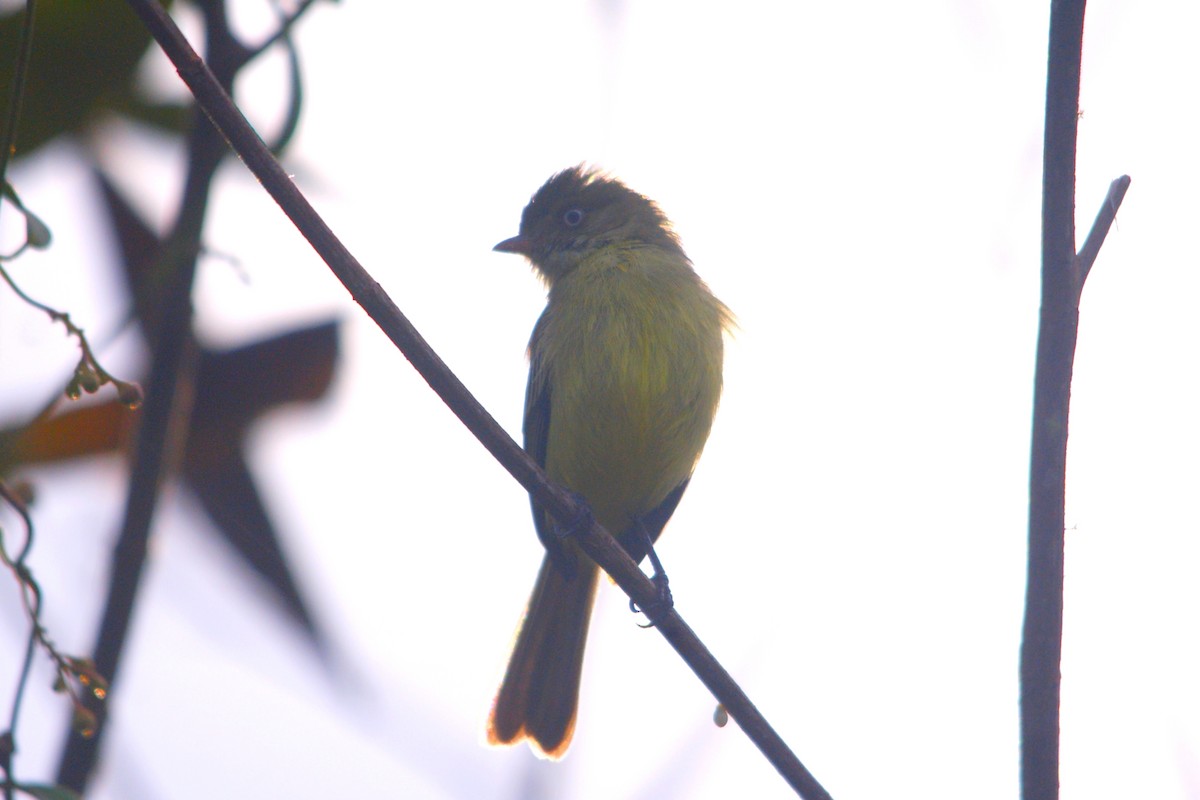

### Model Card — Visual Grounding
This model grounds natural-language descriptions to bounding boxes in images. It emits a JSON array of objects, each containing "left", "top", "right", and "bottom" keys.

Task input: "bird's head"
[{"left": 494, "top": 166, "right": 683, "bottom": 283}]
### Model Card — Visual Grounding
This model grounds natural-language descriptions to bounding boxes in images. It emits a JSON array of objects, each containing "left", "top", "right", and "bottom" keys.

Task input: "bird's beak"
[{"left": 493, "top": 235, "right": 532, "bottom": 256}]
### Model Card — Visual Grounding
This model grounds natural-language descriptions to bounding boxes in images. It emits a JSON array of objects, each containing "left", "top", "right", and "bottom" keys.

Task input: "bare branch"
[{"left": 1022, "top": 4, "right": 1130, "bottom": 800}]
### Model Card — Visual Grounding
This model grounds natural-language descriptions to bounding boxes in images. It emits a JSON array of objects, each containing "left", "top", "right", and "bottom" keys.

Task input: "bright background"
[{"left": 2, "top": 1, "right": 1199, "bottom": 798}]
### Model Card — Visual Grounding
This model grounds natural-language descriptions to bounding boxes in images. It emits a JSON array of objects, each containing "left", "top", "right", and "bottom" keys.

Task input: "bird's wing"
[{"left": 523, "top": 315, "right": 578, "bottom": 575}]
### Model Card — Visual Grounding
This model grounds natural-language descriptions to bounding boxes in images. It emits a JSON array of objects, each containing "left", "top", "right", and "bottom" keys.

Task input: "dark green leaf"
[{"left": 0, "top": 0, "right": 176, "bottom": 156}]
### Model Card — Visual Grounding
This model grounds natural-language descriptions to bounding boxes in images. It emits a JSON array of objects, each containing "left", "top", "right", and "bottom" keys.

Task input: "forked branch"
[{"left": 1022, "top": 3, "right": 1130, "bottom": 799}]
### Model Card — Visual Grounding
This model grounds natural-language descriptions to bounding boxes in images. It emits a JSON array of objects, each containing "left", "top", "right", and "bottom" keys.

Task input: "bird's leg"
[{"left": 628, "top": 519, "right": 674, "bottom": 628}]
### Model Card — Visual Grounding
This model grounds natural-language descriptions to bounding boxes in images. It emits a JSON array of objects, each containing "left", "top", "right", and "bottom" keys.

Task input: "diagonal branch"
[{"left": 120, "top": 0, "right": 833, "bottom": 796}]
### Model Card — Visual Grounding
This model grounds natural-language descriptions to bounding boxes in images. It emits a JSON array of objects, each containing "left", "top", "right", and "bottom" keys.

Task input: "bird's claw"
[
  {"left": 631, "top": 571, "right": 674, "bottom": 628},
  {"left": 554, "top": 491, "right": 594, "bottom": 541}
]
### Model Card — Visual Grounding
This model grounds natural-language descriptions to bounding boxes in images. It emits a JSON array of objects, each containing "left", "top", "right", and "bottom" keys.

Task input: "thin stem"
[
  {"left": 246, "top": 0, "right": 323, "bottom": 61},
  {"left": 0, "top": 262, "right": 61, "bottom": 318},
  {"left": 1, "top": 481, "right": 103, "bottom": 796},
  {"left": 0, "top": 264, "right": 140, "bottom": 403},
  {"left": 0, "top": 483, "right": 40, "bottom": 740}
]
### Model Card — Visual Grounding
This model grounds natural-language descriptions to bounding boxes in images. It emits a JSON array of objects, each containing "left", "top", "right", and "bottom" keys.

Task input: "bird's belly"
[{"left": 543, "top": 337, "right": 715, "bottom": 536}]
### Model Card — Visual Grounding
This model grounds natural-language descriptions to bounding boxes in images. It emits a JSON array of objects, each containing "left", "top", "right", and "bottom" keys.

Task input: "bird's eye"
[{"left": 562, "top": 208, "right": 585, "bottom": 227}]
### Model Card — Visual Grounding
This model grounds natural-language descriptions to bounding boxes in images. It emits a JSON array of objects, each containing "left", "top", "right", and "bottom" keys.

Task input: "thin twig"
[
  {"left": 120, "top": 0, "right": 832, "bottom": 796},
  {"left": 1, "top": 481, "right": 108, "bottom": 798},
  {"left": 1076, "top": 175, "right": 1130, "bottom": 286},
  {"left": 245, "top": 0, "right": 324, "bottom": 61},
  {"left": 0, "top": 483, "right": 42, "bottom": 745},
  {"left": 0, "top": 265, "right": 140, "bottom": 405}
]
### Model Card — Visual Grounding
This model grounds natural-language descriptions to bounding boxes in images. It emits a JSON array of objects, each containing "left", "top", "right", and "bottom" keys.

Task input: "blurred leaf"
[
  {"left": 4, "top": 168, "right": 342, "bottom": 641},
  {"left": 0, "top": 0, "right": 176, "bottom": 156},
  {"left": 0, "top": 321, "right": 341, "bottom": 638},
  {"left": 0, "top": 401, "right": 132, "bottom": 467},
  {"left": 183, "top": 321, "right": 340, "bottom": 638},
  {"left": 15, "top": 784, "right": 82, "bottom": 800},
  {"left": 191, "top": 321, "right": 340, "bottom": 442},
  {"left": 186, "top": 442, "right": 317, "bottom": 635},
  {"left": 93, "top": 169, "right": 163, "bottom": 332},
  {"left": 106, "top": 95, "right": 192, "bottom": 138}
]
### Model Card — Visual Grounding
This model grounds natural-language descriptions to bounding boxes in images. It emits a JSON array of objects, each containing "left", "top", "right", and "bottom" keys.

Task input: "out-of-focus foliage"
[{"left": 0, "top": 0, "right": 183, "bottom": 156}]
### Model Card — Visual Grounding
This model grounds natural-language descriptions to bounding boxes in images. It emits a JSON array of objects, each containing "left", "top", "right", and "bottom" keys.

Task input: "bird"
[{"left": 487, "top": 165, "right": 731, "bottom": 758}]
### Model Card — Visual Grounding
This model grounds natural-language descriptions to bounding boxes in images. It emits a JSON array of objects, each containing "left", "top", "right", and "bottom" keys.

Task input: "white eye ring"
[{"left": 563, "top": 208, "right": 584, "bottom": 227}]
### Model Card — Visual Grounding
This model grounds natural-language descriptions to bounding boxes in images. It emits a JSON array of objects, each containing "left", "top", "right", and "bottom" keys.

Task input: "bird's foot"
[
  {"left": 629, "top": 521, "right": 674, "bottom": 627},
  {"left": 631, "top": 570, "right": 674, "bottom": 628},
  {"left": 553, "top": 491, "right": 594, "bottom": 541}
]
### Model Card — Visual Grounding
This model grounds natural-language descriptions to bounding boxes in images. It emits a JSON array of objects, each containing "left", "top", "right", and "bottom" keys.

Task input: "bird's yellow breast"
[{"left": 529, "top": 243, "right": 728, "bottom": 538}]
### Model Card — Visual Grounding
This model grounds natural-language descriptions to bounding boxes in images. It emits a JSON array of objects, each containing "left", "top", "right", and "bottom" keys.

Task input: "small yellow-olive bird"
[{"left": 488, "top": 166, "right": 731, "bottom": 758}]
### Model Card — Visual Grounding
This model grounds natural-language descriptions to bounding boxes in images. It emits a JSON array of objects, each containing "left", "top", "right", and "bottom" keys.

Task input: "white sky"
[{"left": 2, "top": 1, "right": 1199, "bottom": 799}]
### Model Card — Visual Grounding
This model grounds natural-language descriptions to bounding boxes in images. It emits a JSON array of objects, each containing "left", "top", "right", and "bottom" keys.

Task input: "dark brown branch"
[
  {"left": 120, "top": 1, "right": 832, "bottom": 796},
  {"left": 54, "top": 136, "right": 213, "bottom": 794},
  {"left": 54, "top": 59, "right": 229, "bottom": 800},
  {"left": 56, "top": 0, "right": 250, "bottom": 790},
  {"left": 1022, "top": 4, "right": 1129, "bottom": 800}
]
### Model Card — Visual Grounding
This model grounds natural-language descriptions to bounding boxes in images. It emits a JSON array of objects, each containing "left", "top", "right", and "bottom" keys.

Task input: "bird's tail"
[{"left": 487, "top": 550, "right": 599, "bottom": 758}]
